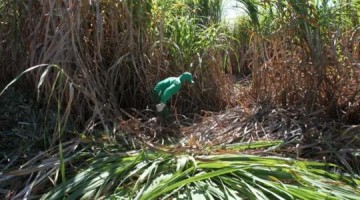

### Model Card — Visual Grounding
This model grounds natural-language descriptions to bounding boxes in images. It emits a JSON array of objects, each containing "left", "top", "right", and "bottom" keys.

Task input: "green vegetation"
[
  {"left": 0, "top": 0, "right": 360, "bottom": 199},
  {"left": 42, "top": 149, "right": 360, "bottom": 199}
]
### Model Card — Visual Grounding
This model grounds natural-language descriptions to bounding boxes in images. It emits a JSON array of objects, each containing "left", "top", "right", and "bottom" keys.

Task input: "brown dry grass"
[
  {"left": 0, "top": 0, "right": 231, "bottom": 131},
  {"left": 241, "top": 26, "right": 360, "bottom": 123},
  {"left": 1, "top": 1, "right": 360, "bottom": 199},
  {"left": 116, "top": 104, "right": 360, "bottom": 174}
]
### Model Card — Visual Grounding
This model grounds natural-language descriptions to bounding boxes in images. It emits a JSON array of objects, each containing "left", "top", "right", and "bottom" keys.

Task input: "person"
[{"left": 151, "top": 72, "right": 194, "bottom": 118}]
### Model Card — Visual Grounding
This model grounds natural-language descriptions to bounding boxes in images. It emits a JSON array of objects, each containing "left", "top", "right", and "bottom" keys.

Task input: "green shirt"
[
  {"left": 152, "top": 72, "right": 194, "bottom": 104},
  {"left": 152, "top": 77, "right": 181, "bottom": 104}
]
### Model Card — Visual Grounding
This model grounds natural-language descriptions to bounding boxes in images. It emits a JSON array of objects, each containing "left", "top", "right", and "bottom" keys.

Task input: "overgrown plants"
[{"left": 0, "top": 0, "right": 360, "bottom": 199}]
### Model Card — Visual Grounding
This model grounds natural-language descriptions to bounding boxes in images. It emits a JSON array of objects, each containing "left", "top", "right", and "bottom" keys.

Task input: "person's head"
[{"left": 179, "top": 72, "right": 194, "bottom": 84}]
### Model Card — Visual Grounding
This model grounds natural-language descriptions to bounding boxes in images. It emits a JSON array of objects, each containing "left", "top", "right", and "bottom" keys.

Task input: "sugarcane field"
[{"left": 1, "top": 0, "right": 360, "bottom": 199}]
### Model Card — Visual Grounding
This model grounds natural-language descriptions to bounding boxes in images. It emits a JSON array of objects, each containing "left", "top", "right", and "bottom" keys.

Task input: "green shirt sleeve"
[{"left": 160, "top": 81, "right": 181, "bottom": 103}]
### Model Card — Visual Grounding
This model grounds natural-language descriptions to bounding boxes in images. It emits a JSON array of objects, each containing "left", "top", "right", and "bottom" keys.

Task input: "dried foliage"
[
  {"left": 235, "top": 0, "right": 360, "bottom": 122},
  {"left": 0, "top": 0, "right": 232, "bottom": 131},
  {"left": 1, "top": 0, "right": 360, "bottom": 199},
  {"left": 102, "top": 103, "right": 360, "bottom": 175},
  {"left": 250, "top": 29, "right": 360, "bottom": 121},
  {"left": 0, "top": 139, "right": 81, "bottom": 199}
]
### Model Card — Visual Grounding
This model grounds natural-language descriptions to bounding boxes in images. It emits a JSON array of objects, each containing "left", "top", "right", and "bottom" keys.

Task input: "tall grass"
[
  {"left": 0, "top": 0, "right": 233, "bottom": 130},
  {"left": 1, "top": 0, "right": 360, "bottom": 198},
  {"left": 1, "top": 0, "right": 148, "bottom": 126},
  {"left": 152, "top": 0, "right": 233, "bottom": 112},
  {"left": 1, "top": 1, "right": 359, "bottom": 124},
  {"left": 233, "top": 0, "right": 360, "bottom": 121}
]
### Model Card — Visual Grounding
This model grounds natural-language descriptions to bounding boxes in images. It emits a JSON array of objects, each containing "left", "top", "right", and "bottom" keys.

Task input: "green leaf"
[{"left": 141, "top": 167, "right": 238, "bottom": 200}]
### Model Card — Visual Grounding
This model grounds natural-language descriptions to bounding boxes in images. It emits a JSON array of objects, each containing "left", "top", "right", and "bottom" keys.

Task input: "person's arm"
[
  {"left": 156, "top": 82, "right": 181, "bottom": 112},
  {"left": 160, "top": 82, "right": 181, "bottom": 103}
]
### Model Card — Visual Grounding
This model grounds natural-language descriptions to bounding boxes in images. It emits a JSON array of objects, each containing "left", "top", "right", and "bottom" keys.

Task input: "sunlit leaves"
[{"left": 43, "top": 148, "right": 360, "bottom": 199}]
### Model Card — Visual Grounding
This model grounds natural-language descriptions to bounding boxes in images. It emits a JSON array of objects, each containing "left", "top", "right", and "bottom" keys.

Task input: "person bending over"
[{"left": 151, "top": 72, "right": 194, "bottom": 118}]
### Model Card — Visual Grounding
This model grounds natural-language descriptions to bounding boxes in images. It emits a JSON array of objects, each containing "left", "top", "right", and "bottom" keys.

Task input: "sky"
[
  {"left": 222, "top": 0, "right": 246, "bottom": 22},
  {"left": 222, "top": 0, "right": 337, "bottom": 22}
]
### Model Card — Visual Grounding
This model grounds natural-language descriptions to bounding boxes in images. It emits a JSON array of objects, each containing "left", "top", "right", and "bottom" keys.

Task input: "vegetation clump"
[{"left": 0, "top": 0, "right": 360, "bottom": 199}]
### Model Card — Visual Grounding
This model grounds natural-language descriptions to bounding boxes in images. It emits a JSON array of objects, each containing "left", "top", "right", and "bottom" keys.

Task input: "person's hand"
[{"left": 156, "top": 103, "right": 166, "bottom": 112}]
